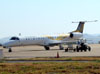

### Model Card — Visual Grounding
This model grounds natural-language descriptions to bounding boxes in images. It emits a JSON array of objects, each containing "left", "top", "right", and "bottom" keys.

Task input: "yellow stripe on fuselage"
[{"left": 44, "top": 34, "right": 69, "bottom": 40}]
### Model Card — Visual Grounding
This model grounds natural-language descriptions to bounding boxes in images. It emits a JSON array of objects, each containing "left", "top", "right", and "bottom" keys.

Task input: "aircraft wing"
[{"left": 48, "top": 40, "right": 78, "bottom": 46}]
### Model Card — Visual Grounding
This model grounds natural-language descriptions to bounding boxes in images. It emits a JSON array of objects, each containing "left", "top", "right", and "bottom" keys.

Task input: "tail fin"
[
  {"left": 72, "top": 20, "right": 97, "bottom": 33},
  {"left": 73, "top": 22, "right": 85, "bottom": 33}
]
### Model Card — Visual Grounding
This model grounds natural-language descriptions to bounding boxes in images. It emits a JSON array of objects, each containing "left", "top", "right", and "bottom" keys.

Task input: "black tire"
[
  {"left": 44, "top": 46, "right": 50, "bottom": 50},
  {"left": 84, "top": 49, "right": 87, "bottom": 52},
  {"left": 8, "top": 48, "right": 12, "bottom": 52},
  {"left": 65, "top": 48, "right": 68, "bottom": 52},
  {"left": 76, "top": 46, "right": 78, "bottom": 49},
  {"left": 88, "top": 46, "right": 91, "bottom": 51},
  {"left": 82, "top": 44, "right": 87, "bottom": 52},
  {"left": 73, "top": 49, "right": 76, "bottom": 52},
  {"left": 77, "top": 49, "right": 79, "bottom": 52},
  {"left": 80, "top": 49, "right": 83, "bottom": 52},
  {"left": 76, "top": 46, "right": 79, "bottom": 52}
]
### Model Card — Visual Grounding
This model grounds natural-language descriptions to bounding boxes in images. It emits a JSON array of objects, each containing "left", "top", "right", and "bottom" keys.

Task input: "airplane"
[{"left": 0, "top": 20, "right": 97, "bottom": 52}]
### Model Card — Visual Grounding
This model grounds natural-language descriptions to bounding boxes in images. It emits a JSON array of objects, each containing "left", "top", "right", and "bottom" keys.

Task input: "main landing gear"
[
  {"left": 44, "top": 46, "right": 50, "bottom": 50},
  {"left": 44, "top": 45, "right": 64, "bottom": 50},
  {"left": 65, "top": 43, "right": 91, "bottom": 52}
]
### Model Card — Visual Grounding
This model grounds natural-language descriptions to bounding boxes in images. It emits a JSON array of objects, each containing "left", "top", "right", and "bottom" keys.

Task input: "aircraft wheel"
[
  {"left": 87, "top": 46, "right": 91, "bottom": 51},
  {"left": 44, "top": 46, "right": 50, "bottom": 50},
  {"left": 84, "top": 49, "right": 87, "bottom": 52},
  {"left": 80, "top": 49, "right": 83, "bottom": 52},
  {"left": 65, "top": 48, "right": 68, "bottom": 52},
  {"left": 8, "top": 48, "right": 12, "bottom": 52},
  {"left": 73, "top": 49, "right": 76, "bottom": 52},
  {"left": 76, "top": 46, "right": 79, "bottom": 52},
  {"left": 77, "top": 48, "right": 79, "bottom": 52}
]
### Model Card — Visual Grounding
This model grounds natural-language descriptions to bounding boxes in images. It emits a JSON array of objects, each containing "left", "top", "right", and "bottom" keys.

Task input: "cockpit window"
[{"left": 10, "top": 37, "right": 20, "bottom": 40}]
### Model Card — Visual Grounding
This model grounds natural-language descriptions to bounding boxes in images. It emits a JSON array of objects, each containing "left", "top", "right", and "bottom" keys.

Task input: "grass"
[
  {"left": 4, "top": 56, "right": 100, "bottom": 61},
  {"left": 0, "top": 62, "right": 100, "bottom": 74}
]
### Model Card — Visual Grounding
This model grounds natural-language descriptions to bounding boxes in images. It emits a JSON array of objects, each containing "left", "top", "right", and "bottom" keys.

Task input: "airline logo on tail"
[
  {"left": 73, "top": 22, "right": 85, "bottom": 33},
  {"left": 72, "top": 20, "right": 97, "bottom": 33}
]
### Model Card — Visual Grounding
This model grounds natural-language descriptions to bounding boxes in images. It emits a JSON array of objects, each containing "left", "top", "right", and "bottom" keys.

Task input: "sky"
[{"left": 0, "top": 0, "right": 100, "bottom": 38}]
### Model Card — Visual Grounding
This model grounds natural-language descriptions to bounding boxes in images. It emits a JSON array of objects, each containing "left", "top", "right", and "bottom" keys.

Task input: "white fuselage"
[{"left": 0, "top": 32, "right": 83, "bottom": 48}]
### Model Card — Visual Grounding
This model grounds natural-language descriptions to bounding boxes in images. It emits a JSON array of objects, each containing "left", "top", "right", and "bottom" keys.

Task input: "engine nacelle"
[
  {"left": 69, "top": 32, "right": 83, "bottom": 39},
  {"left": 70, "top": 33, "right": 74, "bottom": 38}
]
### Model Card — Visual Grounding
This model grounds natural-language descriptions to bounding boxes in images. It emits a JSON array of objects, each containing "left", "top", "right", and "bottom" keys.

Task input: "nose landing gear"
[{"left": 8, "top": 48, "right": 12, "bottom": 52}]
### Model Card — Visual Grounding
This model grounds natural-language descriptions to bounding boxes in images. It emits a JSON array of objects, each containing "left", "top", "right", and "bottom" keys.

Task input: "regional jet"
[{"left": 0, "top": 20, "right": 97, "bottom": 52}]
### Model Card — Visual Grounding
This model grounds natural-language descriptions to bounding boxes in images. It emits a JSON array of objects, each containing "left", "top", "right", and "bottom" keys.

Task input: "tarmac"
[{"left": 1, "top": 44, "right": 100, "bottom": 59}]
